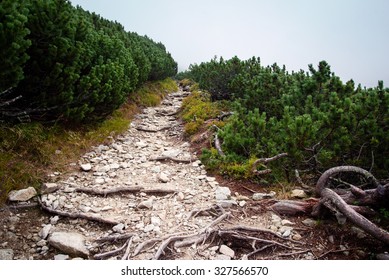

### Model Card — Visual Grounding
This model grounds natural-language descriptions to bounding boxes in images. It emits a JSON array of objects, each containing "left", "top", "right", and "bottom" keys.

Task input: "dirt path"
[{"left": 1, "top": 88, "right": 384, "bottom": 260}]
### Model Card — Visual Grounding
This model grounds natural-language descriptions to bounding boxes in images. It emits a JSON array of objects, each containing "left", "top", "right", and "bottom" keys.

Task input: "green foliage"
[
  {"left": 180, "top": 89, "right": 223, "bottom": 136},
  {"left": 183, "top": 57, "right": 389, "bottom": 179},
  {"left": 0, "top": 0, "right": 177, "bottom": 123},
  {"left": 0, "top": 0, "right": 31, "bottom": 92}
]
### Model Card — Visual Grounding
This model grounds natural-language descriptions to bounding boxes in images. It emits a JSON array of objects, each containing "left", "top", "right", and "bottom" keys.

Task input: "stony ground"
[{"left": 1, "top": 88, "right": 388, "bottom": 260}]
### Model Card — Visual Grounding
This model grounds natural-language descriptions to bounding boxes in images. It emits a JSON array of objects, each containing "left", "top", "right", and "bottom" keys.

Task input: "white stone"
[
  {"left": 110, "top": 163, "right": 120, "bottom": 170},
  {"left": 213, "top": 254, "right": 231, "bottom": 260},
  {"left": 8, "top": 187, "right": 37, "bottom": 202},
  {"left": 158, "top": 172, "right": 170, "bottom": 183},
  {"left": 279, "top": 226, "right": 293, "bottom": 234},
  {"left": 292, "top": 233, "right": 303, "bottom": 241},
  {"left": 239, "top": 200, "right": 247, "bottom": 207},
  {"left": 41, "top": 183, "right": 60, "bottom": 194},
  {"left": 101, "top": 206, "right": 113, "bottom": 211},
  {"left": 80, "top": 163, "right": 92, "bottom": 172},
  {"left": 54, "top": 254, "right": 70, "bottom": 260},
  {"left": 161, "top": 149, "right": 181, "bottom": 158},
  {"left": 48, "top": 232, "right": 89, "bottom": 258},
  {"left": 290, "top": 189, "right": 307, "bottom": 199},
  {"left": 281, "top": 219, "right": 295, "bottom": 226},
  {"left": 95, "top": 178, "right": 105, "bottom": 184},
  {"left": 215, "top": 186, "right": 231, "bottom": 200},
  {"left": 219, "top": 245, "right": 235, "bottom": 258},
  {"left": 50, "top": 216, "right": 60, "bottom": 225},
  {"left": 112, "top": 223, "right": 125, "bottom": 233},
  {"left": 39, "top": 224, "right": 52, "bottom": 240},
  {"left": 37, "top": 240, "right": 47, "bottom": 247},
  {"left": 138, "top": 199, "right": 153, "bottom": 209},
  {"left": 302, "top": 218, "right": 316, "bottom": 227},
  {"left": 0, "top": 249, "right": 13, "bottom": 260},
  {"left": 143, "top": 224, "right": 155, "bottom": 233},
  {"left": 282, "top": 229, "right": 291, "bottom": 237},
  {"left": 151, "top": 216, "right": 161, "bottom": 226},
  {"left": 177, "top": 192, "right": 185, "bottom": 201},
  {"left": 252, "top": 191, "right": 276, "bottom": 200}
]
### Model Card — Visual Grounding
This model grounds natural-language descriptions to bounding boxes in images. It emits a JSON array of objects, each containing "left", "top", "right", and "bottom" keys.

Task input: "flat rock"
[
  {"left": 215, "top": 186, "right": 231, "bottom": 200},
  {"left": 48, "top": 232, "right": 89, "bottom": 258},
  {"left": 138, "top": 199, "right": 153, "bottom": 209},
  {"left": 54, "top": 254, "right": 70, "bottom": 260},
  {"left": 39, "top": 224, "right": 52, "bottom": 240},
  {"left": 8, "top": 187, "right": 37, "bottom": 202},
  {"left": 161, "top": 149, "right": 181, "bottom": 158},
  {"left": 0, "top": 249, "right": 13, "bottom": 260},
  {"left": 219, "top": 245, "right": 235, "bottom": 258},
  {"left": 41, "top": 183, "right": 60, "bottom": 194}
]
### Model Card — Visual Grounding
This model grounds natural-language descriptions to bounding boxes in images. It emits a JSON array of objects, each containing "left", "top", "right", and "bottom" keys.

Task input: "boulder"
[
  {"left": 48, "top": 232, "right": 89, "bottom": 258},
  {"left": 8, "top": 187, "right": 37, "bottom": 202}
]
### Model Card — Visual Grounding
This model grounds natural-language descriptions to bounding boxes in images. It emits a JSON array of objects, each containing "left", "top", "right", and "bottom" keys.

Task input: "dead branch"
[
  {"left": 294, "top": 169, "right": 312, "bottom": 191},
  {"left": 217, "top": 111, "right": 234, "bottom": 121},
  {"left": 214, "top": 134, "right": 225, "bottom": 157},
  {"left": 38, "top": 196, "right": 119, "bottom": 225},
  {"left": 252, "top": 153, "right": 288, "bottom": 175},
  {"left": 211, "top": 125, "right": 225, "bottom": 157}
]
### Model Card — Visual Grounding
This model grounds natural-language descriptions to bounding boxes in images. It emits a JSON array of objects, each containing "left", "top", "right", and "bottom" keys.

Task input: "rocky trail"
[{"left": 1, "top": 88, "right": 385, "bottom": 261}]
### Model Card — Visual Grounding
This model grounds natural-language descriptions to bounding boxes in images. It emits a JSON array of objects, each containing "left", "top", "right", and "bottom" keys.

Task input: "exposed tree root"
[
  {"left": 96, "top": 233, "right": 135, "bottom": 243},
  {"left": 136, "top": 126, "right": 170, "bottom": 132},
  {"left": 37, "top": 196, "right": 120, "bottom": 225},
  {"left": 74, "top": 186, "right": 176, "bottom": 196},
  {"left": 149, "top": 156, "right": 195, "bottom": 163},
  {"left": 319, "top": 188, "right": 389, "bottom": 245}
]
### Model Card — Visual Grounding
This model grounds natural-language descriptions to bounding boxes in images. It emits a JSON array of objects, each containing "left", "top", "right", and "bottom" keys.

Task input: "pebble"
[
  {"left": 290, "top": 189, "right": 307, "bottom": 198},
  {"left": 302, "top": 218, "right": 316, "bottom": 227},
  {"left": 252, "top": 191, "right": 276, "bottom": 200},
  {"left": 80, "top": 164, "right": 92, "bottom": 172},
  {"left": 143, "top": 224, "right": 155, "bottom": 233},
  {"left": 39, "top": 224, "right": 52, "bottom": 240},
  {"left": 158, "top": 172, "right": 170, "bottom": 183}
]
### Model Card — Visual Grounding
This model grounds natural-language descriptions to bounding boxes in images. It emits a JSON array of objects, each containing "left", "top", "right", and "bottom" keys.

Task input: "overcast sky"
[{"left": 70, "top": 0, "right": 389, "bottom": 88}]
